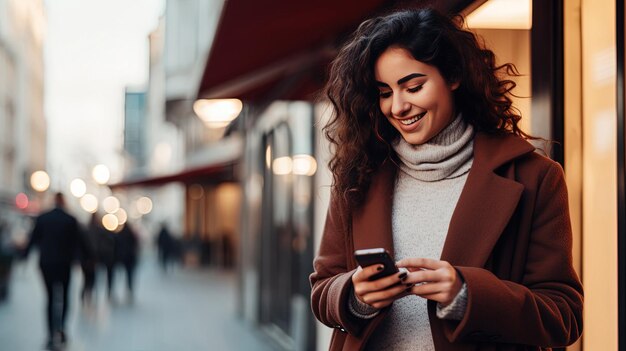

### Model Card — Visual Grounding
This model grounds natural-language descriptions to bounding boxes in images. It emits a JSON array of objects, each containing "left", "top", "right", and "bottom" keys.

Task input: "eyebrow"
[{"left": 376, "top": 73, "right": 426, "bottom": 87}]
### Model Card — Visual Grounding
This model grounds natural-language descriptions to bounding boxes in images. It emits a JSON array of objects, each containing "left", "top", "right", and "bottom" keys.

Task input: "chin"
[{"left": 401, "top": 134, "right": 429, "bottom": 146}]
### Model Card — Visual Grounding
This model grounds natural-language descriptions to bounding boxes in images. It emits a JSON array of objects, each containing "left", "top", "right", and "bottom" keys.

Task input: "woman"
[{"left": 310, "top": 8, "right": 583, "bottom": 351}]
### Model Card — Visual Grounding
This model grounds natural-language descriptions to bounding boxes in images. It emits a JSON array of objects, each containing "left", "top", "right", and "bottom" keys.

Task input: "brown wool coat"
[{"left": 310, "top": 132, "right": 583, "bottom": 351}]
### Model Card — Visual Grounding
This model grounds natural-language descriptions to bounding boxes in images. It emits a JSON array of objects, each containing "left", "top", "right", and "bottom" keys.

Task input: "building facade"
[{"left": 0, "top": 0, "right": 46, "bottom": 217}]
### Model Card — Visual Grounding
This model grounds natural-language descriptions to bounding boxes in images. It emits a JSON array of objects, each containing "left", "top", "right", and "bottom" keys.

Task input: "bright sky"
[{"left": 44, "top": 0, "right": 164, "bottom": 188}]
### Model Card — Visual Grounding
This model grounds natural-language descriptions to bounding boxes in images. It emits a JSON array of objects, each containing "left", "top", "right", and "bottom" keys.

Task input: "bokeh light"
[
  {"left": 115, "top": 208, "right": 128, "bottom": 225},
  {"left": 272, "top": 157, "right": 292, "bottom": 175},
  {"left": 70, "top": 178, "right": 87, "bottom": 197},
  {"left": 80, "top": 194, "right": 98, "bottom": 213},
  {"left": 292, "top": 154, "right": 317, "bottom": 176},
  {"left": 102, "top": 213, "right": 119, "bottom": 231},
  {"left": 102, "top": 196, "right": 120, "bottom": 214},
  {"left": 15, "top": 193, "right": 29, "bottom": 209},
  {"left": 136, "top": 196, "right": 153, "bottom": 215},
  {"left": 92, "top": 164, "right": 110, "bottom": 185},
  {"left": 30, "top": 170, "right": 50, "bottom": 192}
]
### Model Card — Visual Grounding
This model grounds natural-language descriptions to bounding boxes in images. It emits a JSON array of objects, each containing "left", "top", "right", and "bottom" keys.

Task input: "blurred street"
[{"left": 0, "top": 251, "right": 274, "bottom": 351}]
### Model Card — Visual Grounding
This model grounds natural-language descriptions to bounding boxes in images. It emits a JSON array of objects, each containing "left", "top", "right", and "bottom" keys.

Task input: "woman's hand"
[
  {"left": 351, "top": 264, "right": 410, "bottom": 309},
  {"left": 396, "top": 257, "right": 463, "bottom": 306}
]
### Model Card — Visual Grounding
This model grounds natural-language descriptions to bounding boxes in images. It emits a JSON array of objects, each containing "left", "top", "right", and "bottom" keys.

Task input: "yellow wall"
[
  {"left": 581, "top": 0, "right": 618, "bottom": 349},
  {"left": 563, "top": 0, "right": 583, "bottom": 349}
]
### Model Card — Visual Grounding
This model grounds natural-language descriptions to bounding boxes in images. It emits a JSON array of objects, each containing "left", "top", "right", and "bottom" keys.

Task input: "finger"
[
  {"left": 361, "top": 283, "right": 410, "bottom": 306},
  {"left": 396, "top": 257, "right": 448, "bottom": 270},
  {"left": 415, "top": 290, "right": 458, "bottom": 305},
  {"left": 410, "top": 266, "right": 459, "bottom": 284},
  {"left": 355, "top": 270, "right": 408, "bottom": 296},
  {"left": 406, "top": 282, "right": 458, "bottom": 305},
  {"left": 352, "top": 264, "right": 384, "bottom": 283},
  {"left": 402, "top": 269, "right": 440, "bottom": 285},
  {"left": 409, "top": 282, "right": 443, "bottom": 296}
]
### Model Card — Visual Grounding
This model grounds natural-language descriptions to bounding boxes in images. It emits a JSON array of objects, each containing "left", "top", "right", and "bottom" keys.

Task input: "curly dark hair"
[{"left": 323, "top": 7, "right": 532, "bottom": 207}]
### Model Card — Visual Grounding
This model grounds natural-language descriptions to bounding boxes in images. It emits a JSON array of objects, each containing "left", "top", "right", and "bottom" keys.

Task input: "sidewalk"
[{"left": 0, "top": 252, "right": 275, "bottom": 351}]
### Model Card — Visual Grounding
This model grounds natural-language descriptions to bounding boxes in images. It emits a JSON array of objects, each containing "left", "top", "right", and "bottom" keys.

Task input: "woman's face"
[{"left": 374, "top": 47, "right": 459, "bottom": 145}]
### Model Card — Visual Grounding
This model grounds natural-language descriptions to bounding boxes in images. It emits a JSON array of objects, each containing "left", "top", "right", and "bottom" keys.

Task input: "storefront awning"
[
  {"left": 110, "top": 135, "right": 243, "bottom": 189},
  {"left": 197, "top": 0, "right": 388, "bottom": 101},
  {"left": 197, "top": 0, "right": 476, "bottom": 101},
  {"left": 108, "top": 162, "right": 236, "bottom": 189}
]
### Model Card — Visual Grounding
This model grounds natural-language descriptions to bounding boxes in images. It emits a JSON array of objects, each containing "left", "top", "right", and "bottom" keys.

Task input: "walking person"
[
  {"left": 115, "top": 222, "right": 139, "bottom": 302},
  {"left": 310, "top": 8, "right": 583, "bottom": 350},
  {"left": 95, "top": 217, "right": 116, "bottom": 302},
  {"left": 22, "top": 192, "right": 89, "bottom": 350},
  {"left": 156, "top": 223, "right": 174, "bottom": 272},
  {"left": 79, "top": 214, "right": 99, "bottom": 304}
]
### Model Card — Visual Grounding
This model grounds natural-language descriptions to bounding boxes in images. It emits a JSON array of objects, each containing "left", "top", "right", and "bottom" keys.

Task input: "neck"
[{"left": 392, "top": 114, "right": 475, "bottom": 182}]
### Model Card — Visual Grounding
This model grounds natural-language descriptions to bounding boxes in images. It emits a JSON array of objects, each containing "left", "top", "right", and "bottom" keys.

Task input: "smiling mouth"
[{"left": 399, "top": 112, "right": 426, "bottom": 126}]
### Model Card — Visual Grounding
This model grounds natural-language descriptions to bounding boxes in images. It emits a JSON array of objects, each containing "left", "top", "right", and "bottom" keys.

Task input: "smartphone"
[{"left": 354, "top": 248, "right": 399, "bottom": 281}]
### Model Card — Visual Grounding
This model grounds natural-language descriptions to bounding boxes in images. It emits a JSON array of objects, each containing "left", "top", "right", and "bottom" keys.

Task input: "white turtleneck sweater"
[{"left": 350, "top": 115, "right": 475, "bottom": 350}]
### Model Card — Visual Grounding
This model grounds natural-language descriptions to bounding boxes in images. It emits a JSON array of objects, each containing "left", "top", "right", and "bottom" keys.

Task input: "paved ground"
[{"left": 0, "top": 252, "right": 275, "bottom": 351}]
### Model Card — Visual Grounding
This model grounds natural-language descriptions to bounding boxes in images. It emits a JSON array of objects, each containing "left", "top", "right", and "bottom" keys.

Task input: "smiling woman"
[{"left": 310, "top": 7, "right": 583, "bottom": 351}]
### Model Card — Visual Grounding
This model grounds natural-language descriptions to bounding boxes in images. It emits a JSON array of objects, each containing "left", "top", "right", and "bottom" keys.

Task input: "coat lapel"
[
  {"left": 439, "top": 163, "right": 523, "bottom": 267},
  {"left": 441, "top": 133, "right": 534, "bottom": 267}
]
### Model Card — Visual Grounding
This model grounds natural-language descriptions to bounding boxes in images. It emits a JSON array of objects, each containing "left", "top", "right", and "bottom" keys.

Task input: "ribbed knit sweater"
[{"left": 351, "top": 116, "right": 475, "bottom": 350}]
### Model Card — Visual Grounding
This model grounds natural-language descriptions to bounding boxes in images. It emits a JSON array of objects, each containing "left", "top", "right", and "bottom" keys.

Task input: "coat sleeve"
[
  {"left": 309, "top": 195, "right": 370, "bottom": 336},
  {"left": 445, "top": 161, "right": 583, "bottom": 347}
]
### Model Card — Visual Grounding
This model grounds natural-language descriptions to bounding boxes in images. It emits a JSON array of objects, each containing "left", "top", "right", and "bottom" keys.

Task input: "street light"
[{"left": 193, "top": 98, "right": 243, "bottom": 128}]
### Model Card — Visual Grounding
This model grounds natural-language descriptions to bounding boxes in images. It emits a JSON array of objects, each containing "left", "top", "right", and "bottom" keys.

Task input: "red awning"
[
  {"left": 197, "top": 0, "right": 389, "bottom": 101},
  {"left": 197, "top": 0, "right": 475, "bottom": 101},
  {"left": 109, "top": 162, "right": 235, "bottom": 189}
]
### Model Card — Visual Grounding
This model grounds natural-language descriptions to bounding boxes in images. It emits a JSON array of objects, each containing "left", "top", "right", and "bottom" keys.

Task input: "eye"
[
  {"left": 408, "top": 85, "right": 423, "bottom": 93},
  {"left": 379, "top": 90, "right": 392, "bottom": 99}
]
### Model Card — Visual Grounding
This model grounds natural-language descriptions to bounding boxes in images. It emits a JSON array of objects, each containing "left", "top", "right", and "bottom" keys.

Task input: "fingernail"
[
  {"left": 376, "top": 265, "right": 383, "bottom": 271},
  {"left": 398, "top": 272, "right": 407, "bottom": 280}
]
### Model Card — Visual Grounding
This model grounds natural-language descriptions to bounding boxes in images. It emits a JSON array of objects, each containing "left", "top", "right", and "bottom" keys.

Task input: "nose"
[{"left": 391, "top": 94, "right": 411, "bottom": 117}]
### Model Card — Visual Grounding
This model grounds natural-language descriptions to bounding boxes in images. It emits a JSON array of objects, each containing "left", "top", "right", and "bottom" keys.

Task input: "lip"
[{"left": 395, "top": 112, "right": 426, "bottom": 132}]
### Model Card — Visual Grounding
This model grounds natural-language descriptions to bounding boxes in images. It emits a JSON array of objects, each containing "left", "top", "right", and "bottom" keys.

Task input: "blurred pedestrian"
[
  {"left": 93, "top": 214, "right": 116, "bottom": 301},
  {"left": 0, "top": 217, "right": 14, "bottom": 302},
  {"left": 114, "top": 222, "right": 139, "bottom": 302},
  {"left": 22, "top": 192, "right": 89, "bottom": 350},
  {"left": 156, "top": 223, "right": 173, "bottom": 272},
  {"left": 79, "top": 214, "right": 100, "bottom": 304}
]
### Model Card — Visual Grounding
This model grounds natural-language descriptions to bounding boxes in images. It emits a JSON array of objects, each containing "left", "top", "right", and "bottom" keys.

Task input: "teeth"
[{"left": 400, "top": 113, "right": 426, "bottom": 125}]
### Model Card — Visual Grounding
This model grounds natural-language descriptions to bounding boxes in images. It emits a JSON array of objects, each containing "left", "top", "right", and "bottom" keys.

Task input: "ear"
[{"left": 450, "top": 81, "right": 460, "bottom": 91}]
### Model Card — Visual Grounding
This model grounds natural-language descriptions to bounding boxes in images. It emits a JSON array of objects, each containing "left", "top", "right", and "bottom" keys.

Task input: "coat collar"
[{"left": 351, "top": 132, "right": 535, "bottom": 266}]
